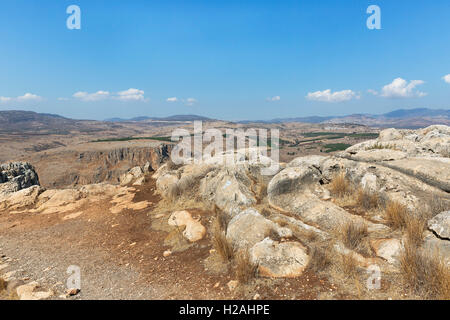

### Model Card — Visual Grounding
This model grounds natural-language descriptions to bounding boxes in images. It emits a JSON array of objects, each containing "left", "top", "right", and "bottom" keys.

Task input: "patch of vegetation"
[
  {"left": 323, "top": 143, "right": 352, "bottom": 153},
  {"left": 211, "top": 206, "right": 233, "bottom": 262},
  {"left": 235, "top": 250, "right": 257, "bottom": 284},
  {"left": 400, "top": 241, "right": 450, "bottom": 299},
  {"left": 384, "top": 201, "right": 409, "bottom": 229},
  {"left": 338, "top": 222, "right": 372, "bottom": 256},
  {"left": 0, "top": 277, "right": 7, "bottom": 292},
  {"left": 365, "top": 142, "right": 399, "bottom": 151},
  {"left": 356, "top": 187, "right": 385, "bottom": 210},
  {"left": 306, "top": 243, "right": 333, "bottom": 273},
  {"left": 329, "top": 172, "right": 353, "bottom": 197}
]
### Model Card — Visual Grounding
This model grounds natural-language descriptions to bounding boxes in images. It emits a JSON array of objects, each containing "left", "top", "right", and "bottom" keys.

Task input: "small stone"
[
  {"left": 213, "top": 282, "right": 220, "bottom": 288},
  {"left": 163, "top": 250, "right": 172, "bottom": 257},
  {"left": 227, "top": 280, "right": 238, "bottom": 291},
  {"left": 66, "top": 288, "right": 80, "bottom": 296},
  {"left": 253, "top": 293, "right": 261, "bottom": 300}
]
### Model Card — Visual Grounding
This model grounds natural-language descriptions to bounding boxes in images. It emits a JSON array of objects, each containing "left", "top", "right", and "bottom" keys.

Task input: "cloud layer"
[{"left": 306, "top": 89, "right": 358, "bottom": 103}]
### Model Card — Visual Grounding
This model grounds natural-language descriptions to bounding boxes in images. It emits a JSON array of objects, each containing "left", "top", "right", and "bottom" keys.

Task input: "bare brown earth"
[{"left": 0, "top": 178, "right": 338, "bottom": 300}]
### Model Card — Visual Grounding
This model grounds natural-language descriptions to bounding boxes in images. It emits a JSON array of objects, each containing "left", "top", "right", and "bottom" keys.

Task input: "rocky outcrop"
[
  {"left": 28, "top": 143, "right": 172, "bottom": 188},
  {"left": 428, "top": 211, "right": 450, "bottom": 240},
  {"left": 0, "top": 162, "right": 40, "bottom": 195}
]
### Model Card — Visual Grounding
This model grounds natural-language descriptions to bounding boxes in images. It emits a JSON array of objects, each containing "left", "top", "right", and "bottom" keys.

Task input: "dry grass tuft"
[
  {"left": 427, "top": 195, "right": 450, "bottom": 218},
  {"left": 329, "top": 172, "right": 353, "bottom": 198},
  {"left": 307, "top": 243, "right": 332, "bottom": 273},
  {"left": 166, "top": 159, "right": 183, "bottom": 171},
  {"left": 399, "top": 241, "right": 450, "bottom": 299},
  {"left": 384, "top": 201, "right": 409, "bottom": 229},
  {"left": 355, "top": 187, "right": 385, "bottom": 210},
  {"left": 405, "top": 214, "right": 427, "bottom": 247},
  {"left": 166, "top": 183, "right": 181, "bottom": 202},
  {"left": 338, "top": 222, "right": 372, "bottom": 256},
  {"left": 338, "top": 253, "right": 359, "bottom": 279},
  {"left": 211, "top": 206, "right": 233, "bottom": 262},
  {"left": 235, "top": 250, "right": 257, "bottom": 284},
  {"left": 0, "top": 277, "right": 7, "bottom": 292},
  {"left": 365, "top": 142, "right": 399, "bottom": 151}
]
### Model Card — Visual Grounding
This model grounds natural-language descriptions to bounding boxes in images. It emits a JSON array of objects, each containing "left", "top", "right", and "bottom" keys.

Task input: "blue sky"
[{"left": 0, "top": 0, "right": 449, "bottom": 120}]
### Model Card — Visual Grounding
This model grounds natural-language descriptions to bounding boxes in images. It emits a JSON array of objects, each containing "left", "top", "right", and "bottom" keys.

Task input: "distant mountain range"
[
  {"left": 1, "top": 108, "right": 449, "bottom": 133},
  {"left": 105, "top": 114, "right": 213, "bottom": 122},
  {"left": 240, "top": 108, "right": 450, "bottom": 128}
]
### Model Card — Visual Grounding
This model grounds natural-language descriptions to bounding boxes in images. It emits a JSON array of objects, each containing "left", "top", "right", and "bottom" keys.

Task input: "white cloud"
[
  {"left": 306, "top": 89, "right": 359, "bottom": 103},
  {"left": 73, "top": 90, "right": 110, "bottom": 101},
  {"left": 166, "top": 97, "right": 178, "bottom": 102},
  {"left": 367, "top": 89, "right": 379, "bottom": 96},
  {"left": 266, "top": 96, "right": 281, "bottom": 102},
  {"left": 116, "top": 88, "right": 146, "bottom": 101},
  {"left": 380, "top": 78, "right": 426, "bottom": 98},
  {"left": 443, "top": 74, "right": 450, "bottom": 84},
  {"left": 185, "top": 98, "right": 197, "bottom": 106},
  {"left": 17, "top": 93, "right": 43, "bottom": 102},
  {"left": 0, "top": 93, "right": 42, "bottom": 103},
  {"left": 71, "top": 88, "right": 146, "bottom": 102}
]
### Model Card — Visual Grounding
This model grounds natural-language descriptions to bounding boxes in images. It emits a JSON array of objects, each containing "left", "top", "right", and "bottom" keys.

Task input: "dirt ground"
[{"left": 0, "top": 178, "right": 338, "bottom": 300}]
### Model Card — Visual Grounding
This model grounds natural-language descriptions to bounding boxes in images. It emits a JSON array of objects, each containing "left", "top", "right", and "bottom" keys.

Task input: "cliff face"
[
  {"left": 26, "top": 143, "right": 172, "bottom": 188},
  {"left": 0, "top": 162, "right": 40, "bottom": 195}
]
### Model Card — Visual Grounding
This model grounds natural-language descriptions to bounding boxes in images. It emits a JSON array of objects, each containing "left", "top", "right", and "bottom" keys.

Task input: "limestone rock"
[
  {"left": 370, "top": 238, "right": 402, "bottom": 264},
  {"left": 16, "top": 282, "right": 53, "bottom": 300},
  {"left": 428, "top": 211, "right": 450, "bottom": 240},
  {"left": 168, "top": 210, "right": 206, "bottom": 242},
  {"left": 226, "top": 208, "right": 292, "bottom": 250},
  {"left": 267, "top": 166, "right": 322, "bottom": 199},
  {"left": 250, "top": 238, "right": 309, "bottom": 278}
]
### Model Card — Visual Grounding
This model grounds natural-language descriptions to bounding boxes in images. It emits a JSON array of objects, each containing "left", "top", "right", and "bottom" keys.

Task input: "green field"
[{"left": 323, "top": 143, "right": 352, "bottom": 153}]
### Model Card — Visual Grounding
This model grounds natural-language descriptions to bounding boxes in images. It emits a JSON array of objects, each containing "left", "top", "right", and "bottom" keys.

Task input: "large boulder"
[
  {"left": 267, "top": 166, "right": 322, "bottom": 200},
  {"left": 226, "top": 208, "right": 292, "bottom": 250},
  {"left": 200, "top": 165, "right": 256, "bottom": 216},
  {"left": 250, "top": 238, "right": 309, "bottom": 278}
]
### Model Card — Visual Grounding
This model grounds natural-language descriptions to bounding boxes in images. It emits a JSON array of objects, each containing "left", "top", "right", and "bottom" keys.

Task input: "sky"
[{"left": 0, "top": 0, "right": 449, "bottom": 121}]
